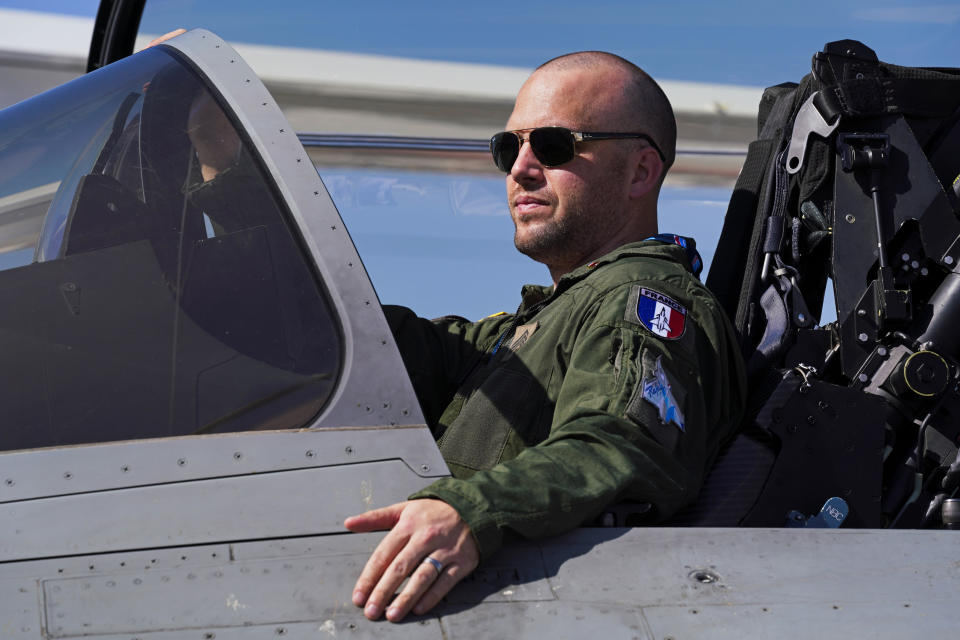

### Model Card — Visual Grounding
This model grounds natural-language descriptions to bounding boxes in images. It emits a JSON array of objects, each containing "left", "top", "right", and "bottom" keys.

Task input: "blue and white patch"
[
  {"left": 635, "top": 288, "right": 686, "bottom": 340},
  {"left": 641, "top": 356, "right": 685, "bottom": 431}
]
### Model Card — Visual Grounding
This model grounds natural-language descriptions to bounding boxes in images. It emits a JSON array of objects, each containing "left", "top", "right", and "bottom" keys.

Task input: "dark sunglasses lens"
[
  {"left": 491, "top": 132, "right": 519, "bottom": 172},
  {"left": 530, "top": 127, "right": 575, "bottom": 166}
]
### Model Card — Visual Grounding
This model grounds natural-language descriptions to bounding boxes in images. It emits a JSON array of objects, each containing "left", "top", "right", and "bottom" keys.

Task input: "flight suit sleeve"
[
  {"left": 382, "top": 305, "right": 511, "bottom": 428},
  {"left": 409, "top": 282, "right": 746, "bottom": 560}
]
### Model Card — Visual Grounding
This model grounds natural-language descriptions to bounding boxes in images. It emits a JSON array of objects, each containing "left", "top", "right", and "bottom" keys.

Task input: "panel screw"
[
  {"left": 688, "top": 569, "right": 721, "bottom": 584},
  {"left": 4, "top": 479, "right": 13, "bottom": 486},
  {"left": 177, "top": 458, "right": 187, "bottom": 467},
  {"left": 121, "top": 465, "right": 130, "bottom": 473},
  {"left": 806, "top": 415, "right": 817, "bottom": 425},
  {"left": 945, "top": 256, "right": 955, "bottom": 266},
  {"left": 845, "top": 214, "right": 856, "bottom": 223},
  {"left": 857, "top": 309, "right": 867, "bottom": 317},
  {"left": 63, "top": 472, "right": 72, "bottom": 480},
  {"left": 857, "top": 332, "right": 869, "bottom": 342},
  {"left": 275, "top": 628, "right": 287, "bottom": 636},
  {"left": 858, "top": 373, "right": 870, "bottom": 383},
  {"left": 305, "top": 450, "right": 315, "bottom": 458},
  {"left": 233, "top": 452, "right": 243, "bottom": 460},
  {"left": 344, "top": 446, "right": 353, "bottom": 454},
  {"left": 877, "top": 347, "right": 888, "bottom": 357},
  {"left": 421, "top": 464, "right": 430, "bottom": 472}
]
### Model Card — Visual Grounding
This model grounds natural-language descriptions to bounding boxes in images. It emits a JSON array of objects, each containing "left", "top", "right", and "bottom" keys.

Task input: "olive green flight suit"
[{"left": 385, "top": 239, "right": 747, "bottom": 560}]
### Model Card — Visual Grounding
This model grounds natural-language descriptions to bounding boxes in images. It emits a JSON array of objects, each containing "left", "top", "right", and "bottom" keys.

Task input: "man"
[{"left": 345, "top": 51, "right": 747, "bottom": 623}]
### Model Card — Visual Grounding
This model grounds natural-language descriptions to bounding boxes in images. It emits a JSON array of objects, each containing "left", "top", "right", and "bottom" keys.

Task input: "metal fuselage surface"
[{"left": 0, "top": 30, "right": 956, "bottom": 640}]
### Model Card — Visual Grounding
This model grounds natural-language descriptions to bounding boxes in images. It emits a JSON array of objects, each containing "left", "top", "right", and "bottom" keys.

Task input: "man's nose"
[{"left": 510, "top": 138, "right": 544, "bottom": 180}]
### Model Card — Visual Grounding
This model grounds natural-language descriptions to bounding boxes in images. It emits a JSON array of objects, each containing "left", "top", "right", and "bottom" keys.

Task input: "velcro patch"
[
  {"left": 507, "top": 321, "right": 539, "bottom": 353},
  {"left": 632, "top": 287, "right": 686, "bottom": 339}
]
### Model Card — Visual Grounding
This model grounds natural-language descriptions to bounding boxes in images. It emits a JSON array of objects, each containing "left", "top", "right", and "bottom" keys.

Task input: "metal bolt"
[
  {"left": 877, "top": 347, "right": 888, "bottom": 357},
  {"left": 806, "top": 415, "right": 817, "bottom": 425},
  {"left": 845, "top": 214, "right": 856, "bottom": 223},
  {"left": 797, "top": 313, "right": 806, "bottom": 323},
  {"left": 858, "top": 373, "right": 869, "bottom": 383},
  {"left": 421, "top": 464, "right": 430, "bottom": 472},
  {"left": 858, "top": 332, "right": 869, "bottom": 342},
  {"left": 945, "top": 256, "right": 955, "bottom": 266},
  {"left": 901, "top": 253, "right": 910, "bottom": 262},
  {"left": 62, "top": 282, "right": 76, "bottom": 292},
  {"left": 857, "top": 309, "right": 867, "bottom": 317},
  {"left": 921, "top": 268, "right": 929, "bottom": 276},
  {"left": 817, "top": 401, "right": 829, "bottom": 410},
  {"left": 688, "top": 569, "right": 720, "bottom": 584},
  {"left": 911, "top": 260, "right": 920, "bottom": 269}
]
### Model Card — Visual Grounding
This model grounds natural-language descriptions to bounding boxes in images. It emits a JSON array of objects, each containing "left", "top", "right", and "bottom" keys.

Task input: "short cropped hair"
[{"left": 537, "top": 51, "right": 677, "bottom": 174}]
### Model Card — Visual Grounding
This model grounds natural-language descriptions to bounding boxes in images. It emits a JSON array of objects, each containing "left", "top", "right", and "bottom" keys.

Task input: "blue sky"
[{"left": 3, "top": 0, "right": 958, "bottom": 86}]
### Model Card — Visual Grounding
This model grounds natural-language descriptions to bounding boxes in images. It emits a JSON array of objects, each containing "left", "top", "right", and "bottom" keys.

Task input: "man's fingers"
[
  {"left": 344, "top": 502, "right": 406, "bottom": 533},
  {"left": 412, "top": 562, "right": 468, "bottom": 616},
  {"left": 351, "top": 526, "right": 408, "bottom": 609},
  {"left": 361, "top": 545, "right": 427, "bottom": 620},
  {"left": 384, "top": 557, "right": 445, "bottom": 622}
]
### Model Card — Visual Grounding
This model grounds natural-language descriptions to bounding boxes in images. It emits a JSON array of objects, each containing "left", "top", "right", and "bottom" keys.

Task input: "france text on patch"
[{"left": 636, "top": 288, "right": 686, "bottom": 339}]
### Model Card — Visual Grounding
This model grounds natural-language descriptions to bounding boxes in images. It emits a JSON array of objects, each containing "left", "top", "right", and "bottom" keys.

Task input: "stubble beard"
[{"left": 512, "top": 192, "right": 620, "bottom": 271}]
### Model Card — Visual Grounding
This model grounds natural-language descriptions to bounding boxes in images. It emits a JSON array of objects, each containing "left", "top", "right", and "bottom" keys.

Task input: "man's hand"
[{"left": 344, "top": 499, "right": 479, "bottom": 622}]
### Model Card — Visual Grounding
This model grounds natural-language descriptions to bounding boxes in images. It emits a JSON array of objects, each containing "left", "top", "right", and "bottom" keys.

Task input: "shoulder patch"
[
  {"left": 626, "top": 286, "right": 686, "bottom": 339},
  {"left": 641, "top": 356, "right": 685, "bottom": 431}
]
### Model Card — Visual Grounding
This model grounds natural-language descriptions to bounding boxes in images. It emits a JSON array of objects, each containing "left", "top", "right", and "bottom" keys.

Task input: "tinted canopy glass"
[{"left": 0, "top": 46, "right": 342, "bottom": 451}]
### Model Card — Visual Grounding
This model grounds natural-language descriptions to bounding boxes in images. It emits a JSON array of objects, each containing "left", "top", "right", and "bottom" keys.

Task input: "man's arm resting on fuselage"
[{"left": 410, "top": 287, "right": 746, "bottom": 560}]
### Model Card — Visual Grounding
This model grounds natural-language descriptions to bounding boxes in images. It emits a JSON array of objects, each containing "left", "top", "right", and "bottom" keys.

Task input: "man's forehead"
[{"left": 508, "top": 65, "right": 630, "bottom": 129}]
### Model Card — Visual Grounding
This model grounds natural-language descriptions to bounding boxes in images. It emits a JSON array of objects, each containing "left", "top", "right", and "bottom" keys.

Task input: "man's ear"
[{"left": 628, "top": 146, "right": 664, "bottom": 199}]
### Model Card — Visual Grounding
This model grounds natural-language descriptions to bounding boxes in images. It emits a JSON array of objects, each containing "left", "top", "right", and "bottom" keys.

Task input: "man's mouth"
[{"left": 513, "top": 196, "right": 550, "bottom": 216}]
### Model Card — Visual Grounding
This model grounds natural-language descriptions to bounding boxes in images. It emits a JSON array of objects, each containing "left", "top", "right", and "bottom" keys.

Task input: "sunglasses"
[{"left": 490, "top": 126, "right": 664, "bottom": 172}]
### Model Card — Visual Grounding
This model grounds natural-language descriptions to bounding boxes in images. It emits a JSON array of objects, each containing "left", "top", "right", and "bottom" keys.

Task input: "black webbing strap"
[{"left": 708, "top": 85, "right": 801, "bottom": 327}]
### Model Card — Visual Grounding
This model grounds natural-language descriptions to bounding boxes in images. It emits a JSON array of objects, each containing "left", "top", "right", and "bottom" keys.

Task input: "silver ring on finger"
[{"left": 422, "top": 556, "right": 443, "bottom": 577}]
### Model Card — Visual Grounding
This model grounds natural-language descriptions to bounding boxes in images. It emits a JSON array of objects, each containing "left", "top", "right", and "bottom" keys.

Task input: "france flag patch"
[{"left": 636, "top": 288, "right": 686, "bottom": 340}]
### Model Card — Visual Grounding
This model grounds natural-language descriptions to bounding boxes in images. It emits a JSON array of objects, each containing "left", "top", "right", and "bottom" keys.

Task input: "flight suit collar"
[
  {"left": 515, "top": 238, "right": 699, "bottom": 318},
  {"left": 558, "top": 238, "right": 699, "bottom": 290}
]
